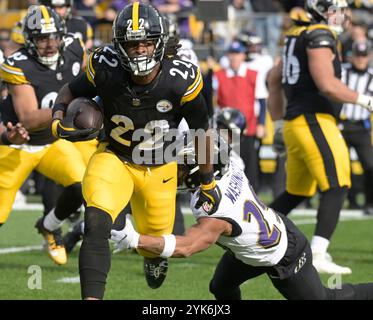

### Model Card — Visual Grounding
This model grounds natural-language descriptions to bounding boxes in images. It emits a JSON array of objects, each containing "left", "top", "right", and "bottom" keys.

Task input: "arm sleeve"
[
  {"left": 257, "top": 98, "right": 266, "bottom": 125},
  {"left": 180, "top": 93, "right": 209, "bottom": 130},
  {"left": 68, "top": 73, "right": 97, "bottom": 98}
]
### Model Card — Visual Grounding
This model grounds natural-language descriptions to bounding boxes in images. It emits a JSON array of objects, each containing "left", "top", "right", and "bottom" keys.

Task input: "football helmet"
[
  {"left": 215, "top": 107, "right": 247, "bottom": 135},
  {"left": 39, "top": 0, "right": 74, "bottom": 19},
  {"left": 305, "top": 0, "right": 349, "bottom": 34},
  {"left": 112, "top": 2, "right": 167, "bottom": 76},
  {"left": 23, "top": 5, "right": 66, "bottom": 66}
]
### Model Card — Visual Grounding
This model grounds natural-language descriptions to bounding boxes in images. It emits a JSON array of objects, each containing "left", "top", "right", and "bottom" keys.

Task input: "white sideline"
[
  {"left": 0, "top": 245, "right": 42, "bottom": 254},
  {"left": 56, "top": 277, "right": 80, "bottom": 284}
]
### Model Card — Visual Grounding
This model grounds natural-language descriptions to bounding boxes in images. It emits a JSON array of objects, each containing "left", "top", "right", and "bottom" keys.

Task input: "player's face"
[
  {"left": 123, "top": 40, "right": 156, "bottom": 59},
  {"left": 34, "top": 33, "right": 61, "bottom": 57},
  {"left": 325, "top": 7, "right": 348, "bottom": 34},
  {"left": 228, "top": 52, "right": 246, "bottom": 71},
  {"left": 54, "top": 6, "right": 69, "bottom": 19}
]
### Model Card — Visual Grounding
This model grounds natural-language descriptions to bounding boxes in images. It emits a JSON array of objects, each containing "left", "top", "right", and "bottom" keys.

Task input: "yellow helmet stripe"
[
  {"left": 132, "top": 2, "right": 140, "bottom": 31},
  {"left": 40, "top": 5, "right": 51, "bottom": 24}
]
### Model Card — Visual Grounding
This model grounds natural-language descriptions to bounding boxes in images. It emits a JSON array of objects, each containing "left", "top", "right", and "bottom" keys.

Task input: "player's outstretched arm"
[
  {"left": 0, "top": 122, "right": 29, "bottom": 145},
  {"left": 308, "top": 47, "right": 373, "bottom": 110},
  {"left": 267, "top": 61, "right": 286, "bottom": 121},
  {"left": 111, "top": 217, "right": 229, "bottom": 258}
]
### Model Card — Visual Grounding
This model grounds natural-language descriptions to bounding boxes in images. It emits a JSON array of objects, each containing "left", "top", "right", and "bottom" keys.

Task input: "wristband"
[
  {"left": 160, "top": 234, "right": 176, "bottom": 258},
  {"left": 130, "top": 232, "right": 140, "bottom": 249},
  {"left": 1, "top": 132, "right": 11, "bottom": 145}
]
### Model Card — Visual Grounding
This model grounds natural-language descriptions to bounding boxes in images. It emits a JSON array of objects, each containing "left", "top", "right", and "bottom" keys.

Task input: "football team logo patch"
[
  {"left": 156, "top": 100, "right": 173, "bottom": 113},
  {"left": 202, "top": 201, "right": 213, "bottom": 213},
  {"left": 72, "top": 62, "right": 81, "bottom": 76}
]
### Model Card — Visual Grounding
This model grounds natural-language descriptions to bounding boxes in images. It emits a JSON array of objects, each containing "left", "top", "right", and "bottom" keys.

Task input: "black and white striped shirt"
[{"left": 340, "top": 63, "right": 373, "bottom": 121}]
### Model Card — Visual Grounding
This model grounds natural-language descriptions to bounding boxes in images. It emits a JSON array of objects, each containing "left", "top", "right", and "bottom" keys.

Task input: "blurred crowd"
[{"left": 0, "top": 0, "right": 372, "bottom": 207}]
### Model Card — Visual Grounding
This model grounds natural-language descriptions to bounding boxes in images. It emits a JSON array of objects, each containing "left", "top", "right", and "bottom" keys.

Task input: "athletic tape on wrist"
[{"left": 160, "top": 234, "right": 176, "bottom": 258}]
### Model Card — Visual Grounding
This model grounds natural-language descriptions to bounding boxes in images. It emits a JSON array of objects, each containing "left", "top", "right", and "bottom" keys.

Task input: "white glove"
[
  {"left": 110, "top": 216, "right": 140, "bottom": 254},
  {"left": 356, "top": 94, "right": 373, "bottom": 112}
]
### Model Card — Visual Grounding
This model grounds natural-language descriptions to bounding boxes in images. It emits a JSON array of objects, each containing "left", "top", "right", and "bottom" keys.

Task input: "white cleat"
[{"left": 312, "top": 252, "right": 352, "bottom": 275}]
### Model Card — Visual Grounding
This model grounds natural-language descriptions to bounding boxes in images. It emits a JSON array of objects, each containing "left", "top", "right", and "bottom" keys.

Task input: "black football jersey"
[
  {"left": 66, "top": 16, "right": 93, "bottom": 44},
  {"left": 85, "top": 46, "right": 204, "bottom": 165},
  {"left": 0, "top": 35, "right": 84, "bottom": 145},
  {"left": 282, "top": 23, "right": 342, "bottom": 120}
]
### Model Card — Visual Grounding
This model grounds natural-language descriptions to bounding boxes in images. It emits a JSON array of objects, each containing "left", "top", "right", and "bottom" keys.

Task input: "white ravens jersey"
[{"left": 191, "top": 158, "right": 288, "bottom": 266}]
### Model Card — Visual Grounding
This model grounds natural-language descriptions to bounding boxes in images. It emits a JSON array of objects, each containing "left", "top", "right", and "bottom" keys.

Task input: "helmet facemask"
[
  {"left": 31, "top": 32, "right": 63, "bottom": 67},
  {"left": 112, "top": 4, "right": 167, "bottom": 76}
]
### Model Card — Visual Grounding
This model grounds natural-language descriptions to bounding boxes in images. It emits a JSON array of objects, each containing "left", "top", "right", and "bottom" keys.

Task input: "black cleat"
[
  {"left": 143, "top": 257, "right": 168, "bottom": 289},
  {"left": 63, "top": 220, "right": 84, "bottom": 253}
]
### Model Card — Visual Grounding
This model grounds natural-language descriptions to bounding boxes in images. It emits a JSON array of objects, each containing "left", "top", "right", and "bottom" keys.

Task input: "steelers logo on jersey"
[
  {"left": 72, "top": 62, "right": 81, "bottom": 76},
  {"left": 156, "top": 100, "right": 173, "bottom": 113}
]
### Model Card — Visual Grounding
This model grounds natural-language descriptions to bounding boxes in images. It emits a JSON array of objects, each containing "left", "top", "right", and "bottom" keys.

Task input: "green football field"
[{"left": 1, "top": 209, "right": 373, "bottom": 300}]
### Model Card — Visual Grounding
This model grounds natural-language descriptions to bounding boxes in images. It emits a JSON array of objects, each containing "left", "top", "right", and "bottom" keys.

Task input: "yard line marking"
[
  {"left": 56, "top": 277, "right": 80, "bottom": 284},
  {"left": 0, "top": 245, "right": 42, "bottom": 254}
]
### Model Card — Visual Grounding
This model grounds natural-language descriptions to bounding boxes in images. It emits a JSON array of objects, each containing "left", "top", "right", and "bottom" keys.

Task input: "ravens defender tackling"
[
  {"left": 0, "top": 5, "right": 92, "bottom": 265},
  {"left": 52, "top": 2, "right": 220, "bottom": 299},
  {"left": 268, "top": 0, "right": 373, "bottom": 274}
]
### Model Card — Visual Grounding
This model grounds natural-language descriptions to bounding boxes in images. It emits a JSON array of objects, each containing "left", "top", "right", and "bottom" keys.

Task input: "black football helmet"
[
  {"left": 112, "top": 2, "right": 167, "bottom": 76},
  {"left": 38, "top": 0, "right": 74, "bottom": 19},
  {"left": 305, "top": 0, "right": 349, "bottom": 34},
  {"left": 215, "top": 108, "right": 246, "bottom": 135},
  {"left": 23, "top": 5, "right": 66, "bottom": 66}
]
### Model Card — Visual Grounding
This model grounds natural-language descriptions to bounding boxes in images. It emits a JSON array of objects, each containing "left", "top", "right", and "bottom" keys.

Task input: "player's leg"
[
  {"left": 270, "top": 117, "right": 316, "bottom": 215},
  {"left": 173, "top": 195, "right": 185, "bottom": 235},
  {"left": 0, "top": 146, "right": 39, "bottom": 226},
  {"left": 35, "top": 140, "right": 86, "bottom": 264},
  {"left": 209, "top": 251, "right": 266, "bottom": 300},
  {"left": 303, "top": 114, "right": 351, "bottom": 274},
  {"left": 80, "top": 148, "right": 134, "bottom": 299},
  {"left": 130, "top": 161, "right": 177, "bottom": 289},
  {"left": 348, "top": 126, "right": 373, "bottom": 213}
]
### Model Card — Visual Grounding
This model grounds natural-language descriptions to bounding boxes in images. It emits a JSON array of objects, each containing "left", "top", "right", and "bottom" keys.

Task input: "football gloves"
[
  {"left": 110, "top": 216, "right": 139, "bottom": 254},
  {"left": 272, "top": 120, "right": 286, "bottom": 157},
  {"left": 357, "top": 94, "right": 373, "bottom": 112},
  {"left": 195, "top": 179, "right": 222, "bottom": 215},
  {"left": 51, "top": 118, "right": 99, "bottom": 142}
]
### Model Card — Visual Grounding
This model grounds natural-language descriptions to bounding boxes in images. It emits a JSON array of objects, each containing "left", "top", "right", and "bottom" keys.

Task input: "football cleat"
[
  {"left": 143, "top": 257, "right": 168, "bottom": 289},
  {"left": 63, "top": 220, "right": 84, "bottom": 254},
  {"left": 35, "top": 217, "right": 67, "bottom": 265},
  {"left": 312, "top": 252, "right": 352, "bottom": 275}
]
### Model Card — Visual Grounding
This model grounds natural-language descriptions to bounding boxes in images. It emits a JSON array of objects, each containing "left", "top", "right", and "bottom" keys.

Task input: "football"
[{"left": 66, "top": 97, "right": 103, "bottom": 130}]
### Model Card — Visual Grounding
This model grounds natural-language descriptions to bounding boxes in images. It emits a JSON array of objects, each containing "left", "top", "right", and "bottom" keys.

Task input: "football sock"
[
  {"left": 54, "top": 183, "right": 84, "bottom": 221},
  {"left": 315, "top": 187, "right": 348, "bottom": 240},
  {"left": 270, "top": 191, "right": 308, "bottom": 215},
  {"left": 43, "top": 208, "right": 63, "bottom": 231},
  {"left": 310, "top": 235, "right": 329, "bottom": 255},
  {"left": 79, "top": 207, "right": 112, "bottom": 299}
]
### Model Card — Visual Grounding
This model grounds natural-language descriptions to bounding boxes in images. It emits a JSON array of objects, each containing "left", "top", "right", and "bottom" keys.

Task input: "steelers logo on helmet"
[
  {"left": 23, "top": 5, "right": 66, "bottom": 66},
  {"left": 112, "top": 2, "right": 167, "bottom": 76}
]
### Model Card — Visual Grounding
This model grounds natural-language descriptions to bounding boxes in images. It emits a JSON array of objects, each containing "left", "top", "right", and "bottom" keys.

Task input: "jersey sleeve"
[
  {"left": 0, "top": 53, "right": 30, "bottom": 85},
  {"left": 304, "top": 24, "right": 336, "bottom": 50},
  {"left": 180, "top": 64, "right": 204, "bottom": 105},
  {"left": 64, "top": 34, "right": 85, "bottom": 61},
  {"left": 85, "top": 46, "right": 120, "bottom": 87}
]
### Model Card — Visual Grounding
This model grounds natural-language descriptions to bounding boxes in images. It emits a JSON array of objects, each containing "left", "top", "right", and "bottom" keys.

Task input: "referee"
[{"left": 340, "top": 40, "right": 373, "bottom": 214}]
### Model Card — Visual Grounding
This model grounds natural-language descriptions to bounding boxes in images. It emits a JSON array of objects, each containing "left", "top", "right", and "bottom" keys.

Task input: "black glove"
[
  {"left": 51, "top": 119, "right": 99, "bottom": 142},
  {"left": 195, "top": 180, "right": 222, "bottom": 215},
  {"left": 272, "top": 122, "right": 286, "bottom": 157}
]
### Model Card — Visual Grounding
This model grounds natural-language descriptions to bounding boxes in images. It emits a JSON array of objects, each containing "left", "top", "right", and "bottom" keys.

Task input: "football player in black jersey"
[
  {"left": 0, "top": 5, "right": 94, "bottom": 265},
  {"left": 39, "top": 0, "right": 93, "bottom": 49},
  {"left": 51, "top": 2, "right": 220, "bottom": 299},
  {"left": 268, "top": 0, "right": 373, "bottom": 275}
]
